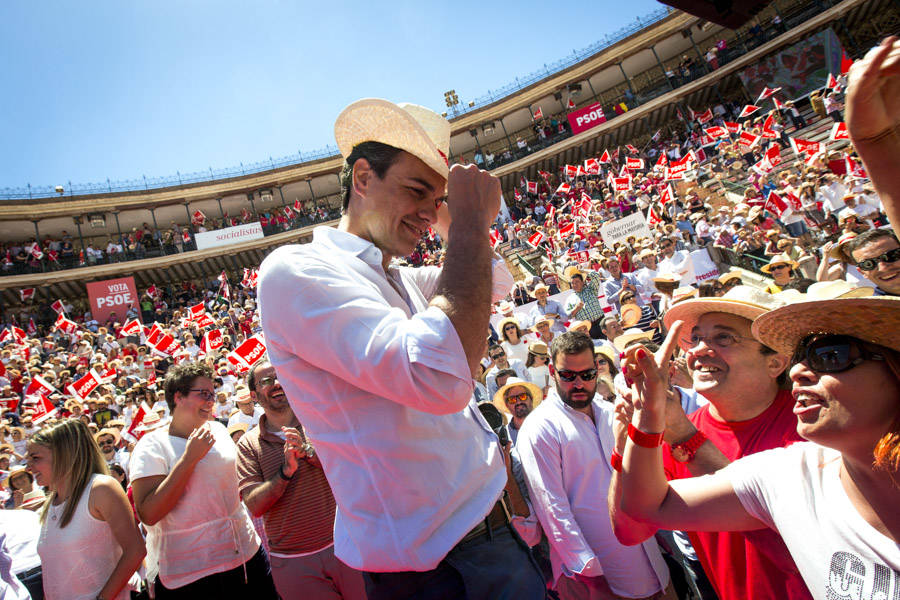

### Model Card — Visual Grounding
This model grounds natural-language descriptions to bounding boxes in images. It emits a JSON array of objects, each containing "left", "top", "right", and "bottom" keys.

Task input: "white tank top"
[{"left": 37, "top": 474, "right": 128, "bottom": 600}]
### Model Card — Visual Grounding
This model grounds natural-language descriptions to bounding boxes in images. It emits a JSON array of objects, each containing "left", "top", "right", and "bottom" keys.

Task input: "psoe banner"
[
  {"left": 599, "top": 212, "right": 653, "bottom": 248},
  {"left": 195, "top": 222, "right": 264, "bottom": 251},
  {"left": 567, "top": 103, "right": 607, "bottom": 135},
  {"left": 86, "top": 277, "right": 140, "bottom": 325}
]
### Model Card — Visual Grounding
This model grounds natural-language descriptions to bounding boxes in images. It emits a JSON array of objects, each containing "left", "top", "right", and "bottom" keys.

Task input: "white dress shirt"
[
  {"left": 516, "top": 389, "right": 670, "bottom": 596},
  {"left": 485, "top": 359, "right": 532, "bottom": 398},
  {"left": 658, "top": 250, "right": 693, "bottom": 286},
  {"left": 258, "top": 226, "right": 510, "bottom": 572}
]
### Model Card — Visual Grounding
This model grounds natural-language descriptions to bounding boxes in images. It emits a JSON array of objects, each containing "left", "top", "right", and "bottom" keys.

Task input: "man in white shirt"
[
  {"left": 258, "top": 99, "right": 543, "bottom": 598},
  {"left": 516, "top": 332, "right": 672, "bottom": 599},
  {"left": 657, "top": 236, "right": 693, "bottom": 286},
  {"left": 484, "top": 344, "right": 532, "bottom": 400},
  {"left": 227, "top": 393, "right": 263, "bottom": 429}
]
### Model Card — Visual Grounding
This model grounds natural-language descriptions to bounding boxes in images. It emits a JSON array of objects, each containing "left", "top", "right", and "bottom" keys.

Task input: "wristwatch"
[{"left": 669, "top": 429, "right": 707, "bottom": 463}]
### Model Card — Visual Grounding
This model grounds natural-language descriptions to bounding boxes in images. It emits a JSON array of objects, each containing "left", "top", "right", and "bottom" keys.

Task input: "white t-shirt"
[
  {"left": 129, "top": 422, "right": 259, "bottom": 588},
  {"left": 226, "top": 405, "right": 263, "bottom": 429},
  {"left": 725, "top": 442, "right": 900, "bottom": 600}
]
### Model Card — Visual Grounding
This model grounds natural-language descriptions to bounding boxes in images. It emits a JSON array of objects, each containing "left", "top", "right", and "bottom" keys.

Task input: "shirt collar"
[{"left": 313, "top": 226, "right": 384, "bottom": 267}]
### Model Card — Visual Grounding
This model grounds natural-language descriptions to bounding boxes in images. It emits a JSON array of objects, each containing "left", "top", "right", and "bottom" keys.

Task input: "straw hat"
[
  {"left": 804, "top": 280, "right": 875, "bottom": 300},
  {"left": 492, "top": 377, "right": 544, "bottom": 416},
  {"left": 747, "top": 206, "right": 764, "bottom": 221},
  {"left": 673, "top": 286, "right": 699, "bottom": 303},
  {"left": 497, "top": 301, "right": 515, "bottom": 315},
  {"left": 497, "top": 317, "right": 522, "bottom": 334},
  {"left": 527, "top": 341, "right": 549, "bottom": 357},
  {"left": 5, "top": 465, "right": 32, "bottom": 489},
  {"left": 594, "top": 345, "right": 617, "bottom": 366},
  {"left": 620, "top": 303, "right": 643, "bottom": 328},
  {"left": 334, "top": 99, "right": 450, "bottom": 180},
  {"left": 613, "top": 328, "right": 653, "bottom": 352},
  {"left": 717, "top": 269, "right": 743, "bottom": 285},
  {"left": 828, "top": 232, "right": 858, "bottom": 260},
  {"left": 19, "top": 487, "right": 47, "bottom": 510},
  {"left": 567, "top": 320, "right": 592, "bottom": 333},
  {"left": 94, "top": 427, "right": 121, "bottom": 446},
  {"left": 760, "top": 253, "right": 798, "bottom": 274},
  {"left": 531, "top": 316, "right": 555, "bottom": 329},
  {"left": 652, "top": 273, "right": 681, "bottom": 284},
  {"left": 564, "top": 266, "right": 583, "bottom": 280},
  {"left": 752, "top": 297, "right": 900, "bottom": 355},
  {"left": 663, "top": 285, "right": 787, "bottom": 332},
  {"left": 638, "top": 248, "right": 657, "bottom": 259},
  {"left": 533, "top": 283, "right": 550, "bottom": 294},
  {"left": 227, "top": 422, "right": 249, "bottom": 438}
]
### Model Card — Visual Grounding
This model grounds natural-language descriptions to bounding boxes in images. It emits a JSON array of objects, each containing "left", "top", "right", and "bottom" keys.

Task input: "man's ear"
[
  {"left": 351, "top": 158, "right": 373, "bottom": 203},
  {"left": 767, "top": 352, "right": 790, "bottom": 380}
]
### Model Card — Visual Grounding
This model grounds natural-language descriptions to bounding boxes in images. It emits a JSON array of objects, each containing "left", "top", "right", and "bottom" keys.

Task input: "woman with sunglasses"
[
  {"left": 498, "top": 317, "right": 530, "bottom": 363},
  {"left": 761, "top": 253, "right": 798, "bottom": 294},
  {"left": 130, "top": 361, "right": 277, "bottom": 598},
  {"left": 617, "top": 296, "right": 900, "bottom": 599}
]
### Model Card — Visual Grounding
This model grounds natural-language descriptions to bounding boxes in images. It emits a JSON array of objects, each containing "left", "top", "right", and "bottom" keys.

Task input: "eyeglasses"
[
  {"left": 98, "top": 439, "right": 115, "bottom": 447},
  {"left": 490, "top": 354, "right": 505, "bottom": 360},
  {"left": 556, "top": 368, "right": 599, "bottom": 382},
  {"left": 792, "top": 335, "right": 884, "bottom": 373},
  {"left": 505, "top": 392, "right": 531, "bottom": 404},
  {"left": 770, "top": 264, "right": 790, "bottom": 271},
  {"left": 257, "top": 376, "right": 279, "bottom": 388},
  {"left": 503, "top": 325, "right": 517, "bottom": 331},
  {"left": 855, "top": 247, "right": 900, "bottom": 272},
  {"left": 681, "top": 331, "right": 754, "bottom": 350},
  {"left": 188, "top": 389, "right": 215, "bottom": 401}
]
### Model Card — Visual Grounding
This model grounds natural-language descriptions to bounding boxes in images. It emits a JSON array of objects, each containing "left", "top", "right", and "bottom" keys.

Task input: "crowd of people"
[{"left": 1, "top": 36, "right": 899, "bottom": 600}]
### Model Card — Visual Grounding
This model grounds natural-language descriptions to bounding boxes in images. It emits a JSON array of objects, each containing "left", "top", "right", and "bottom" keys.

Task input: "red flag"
[
  {"left": 153, "top": 333, "right": 181, "bottom": 356},
  {"left": 195, "top": 313, "right": 215, "bottom": 329},
  {"left": 696, "top": 109, "right": 713, "bottom": 124},
  {"left": 625, "top": 157, "right": 645, "bottom": 170},
  {"left": 489, "top": 229, "right": 502, "bottom": 249},
  {"left": 188, "top": 302, "right": 205, "bottom": 319},
  {"left": 826, "top": 72, "right": 839, "bottom": 90},
  {"left": 26, "top": 318, "right": 36, "bottom": 335},
  {"left": 146, "top": 285, "right": 159, "bottom": 299},
  {"left": 30, "top": 394, "right": 58, "bottom": 425},
  {"left": 67, "top": 369, "right": 102, "bottom": 400},
  {"left": 546, "top": 204, "right": 556, "bottom": 223},
  {"left": 201, "top": 328, "right": 224, "bottom": 353},
  {"left": 738, "top": 104, "right": 761, "bottom": 119},
  {"left": 765, "top": 143, "right": 783, "bottom": 167},
  {"left": 757, "top": 87, "right": 782, "bottom": 101},
  {"left": 772, "top": 97, "right": 784, "bottom": 110},
  {"left": 555, "top": 183, "right": 571, "bottom": 196},
  {"left": 765, "top": 191, "right": 789, "bottom": 217},
  {"left": 584, "top": 158, "right": 600, "bottom": 175},
  {"left": 566, "top": 98, "right": 576, "bottom": 110},
  {"left": 514, "top": 188, "right": 522, "bottom": 202},
  {"left": 53, "top": 313, "right": 77, "bottom": 335},
  {"left": 19, "top": 288, "right": 35, "bottom": 303},
  {"left": 625, "top": 144, "right": 638, "bottom": 154},
  {"left": 526, "top": 231, "right": 545, "bottom": 248},
  {"left": 526, "top": 181, "right": 538, "bottom": 195},
  {"left": 191, "top": 209, "right": 206, "bottom": 226},
  {"left": 612, "top": 176, "right": 632, "bottom": 192},
  {"left": 122, "top": 401, "right": 153, "bottom": 443},
  {"left": 829, "top": 122, "right": 849, "bottom": 141},
  {"left": 30, "top": 245, "right": 44, "bottom": 260},
  {"left": 704, "top": 126, "right": 728, "bottom": 139},
  {"left": 599, "top": 149, "right": 611, "bottom": 163},
  {"left": 647, "top": 206, "right": 662, "bottom": 226},
  {"left": 738, "top": 130, "right": 761, "bottom": 150},
  {"left": 0, "top": 329, "right": 10, "bottom": 344},
  {"left": 26, "top": 375, "right": 58, "bottom": 399},
  {"left": 724, "top": 121, "right": 742, "bottom": 134},
  {"left": 654, "top": 154, "right": 668, "bottom": 170},
  {"left": 789, "top": 137, "right": 824, "bottom": 158},
  {"left": 537, "top": 170, "right": 551, "bottom": 180},
  {"left": 283, "top": 205, "right": 294, "bottom": 219},
  {"left": 99, "top": 367, "right": 118, "bottom": 382},
  {"left": 558, "top": 222, "right": 575, "bottom": 238},
  {"left": 761, "top": 114, "right": 777, "bottom": 139},
  {"left": 0, "top": 396, "right": 18, "bottom": 414},
  {"left": 532, "top": 107, "right": 543, "bottom": 120},
  {"left": 231, "top": 335, "right": 267, "bottom": 368},
  {"left": 840, "top": 50, "right": 853, "bottom": 75},
  {"left": 51, "top": 299, "right": 65, "bottom": 314},
  {"left": 659, "top": 184, "right": 675, "bottom": 205},
  {"left": 120, "top": 318, "right": 142, "bottom": 336}
]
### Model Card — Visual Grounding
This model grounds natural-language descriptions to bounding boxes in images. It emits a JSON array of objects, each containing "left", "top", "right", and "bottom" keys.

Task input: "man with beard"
[
  {"left": 493, "top": 377, "right": 541, "bottom": 446},
  {"left": 516, "top": 332, "right": 673, "bottom": 600},
  {"left": 236, "top": 359, "right": 365, "bottom": 599},
  {"left": 609, "top": 286, "right": 812, "bottom": 600}
]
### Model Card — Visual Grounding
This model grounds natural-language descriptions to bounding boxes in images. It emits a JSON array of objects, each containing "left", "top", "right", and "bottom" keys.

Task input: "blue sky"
[{"left": 1, "top": 0, "right": 664, "bottom": 189}]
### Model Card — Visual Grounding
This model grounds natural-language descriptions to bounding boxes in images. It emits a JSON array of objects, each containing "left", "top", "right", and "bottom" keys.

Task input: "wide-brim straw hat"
[
  {"left": 497, "top": 316, "right": 522, "bottom": 333},
  {"left": 531, "top": 316, "right": 555, "bottom": 329},
  {"left": 718, "top": 269, "right": 743, "bottom": 285},
  {"left": 564, "top": 266, "right": 583, "bottom": 280},
  {"left": 663, "top": 285, "right": 787, "bottom": 332},
  {"left": 19, "top": 487, "right": 46, "bottom": 510},
  {"left": 620, "top": 304, "right": 643, "bottom": 328},
  {"left": 594, "top": 345, "right": 617, "bottom": 366},
  {"left": 652, "top": 272, "right": 681, "bottom": 284},
  {"left": 673, "top": 286, "right": 699, "bottom": 303},
  {"left": 334, "top": 98, "right": 451, "bottom": 180},
  {"left": 227, "top": 422, "right": 249, "bottom": 437},
  {"left": 747, "top": 206, "right": 764, "bottom": 221},
  {"left": 492, "top": 377, "right": 544, "bottom": 415},
  {"left": 533, "top": 283, "right": 550, "bottom": 294},
  {"left": 6, "top": 465, "right": 32, "bottom": 489},
  {"left": 498, "top": 301, "right": 515, "bottom": 314},
  {"left": 638, "top": 248, "right": 657, "bottom": 259},
  {"left": 753, "top": 297, "right": 900, "bottom": 354},
  {"left": 613, "top": 328, "right": 653, "bottom": 352},
  {"left": 567, "top": 320, "right": 592, "bottom": 333},
  {"left": 760, "top": 253, "right": 799, "bottom": 274},
  {"left": 828, "top": 232, "right": 858, "bottom": 261},
  {"left": 527, "top": 341, "right": 549, "bottom": 357},
  {"left": 94, "top": 427, "right": 121, "bottom": 446}
]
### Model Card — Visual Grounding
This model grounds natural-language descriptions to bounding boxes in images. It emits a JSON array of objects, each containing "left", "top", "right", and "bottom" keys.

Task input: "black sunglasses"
[
  {"left": 855, "top": 247, "right": 900, "bottom": 272},
  {"left": 555, "top": 368, "right": 599, "bottom": 382},
  {"left": 792, "top": 335, "right": 884, "bottom": 373}
]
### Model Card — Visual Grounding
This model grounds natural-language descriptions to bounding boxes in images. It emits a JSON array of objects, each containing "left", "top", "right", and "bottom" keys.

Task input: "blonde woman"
[{"left": 27, "top": 419, "right": 145, "bottom": 600}]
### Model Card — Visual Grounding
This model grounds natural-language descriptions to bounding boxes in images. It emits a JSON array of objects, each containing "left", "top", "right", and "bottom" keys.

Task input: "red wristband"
[
  {"left": 610, "top": 451, "right": 623, "bottom": 472},
  {"left": 628, "top": 423, "right": 665, "bottom": 448}
]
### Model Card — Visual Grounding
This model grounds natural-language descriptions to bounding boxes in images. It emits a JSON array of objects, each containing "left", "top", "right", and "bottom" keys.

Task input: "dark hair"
[
  {"left": 782, "top": 278, "right": 816, "bottom": 292},
  {"left": 549, "top": 331, "right": 595, "bottom": 364},
  {"left": 570, "top": 273, "right": 584, "bottom": 282},
  {"left": 595, "top": 352, "right": 618, "bottom": 376},
  {"left": 339, "top": 142, "right": 405, "bottom": 212},
  {"left": 488, "top": 344, "right": 504, "bottom": 356},
  {"left": 246, "top": 358, "right": 271, "bottom": 393},
  {"left": 495, "top": 368, "right": 517, "bottom": 379},
  {"left": 845, "top": 229, "right": 899, "bottom": 263},
  {"left": 697, "top": 281, "right": 718, "bottom": 297},
  {"left": 163, "top": 361, "right": 213, "bottom": 412}
]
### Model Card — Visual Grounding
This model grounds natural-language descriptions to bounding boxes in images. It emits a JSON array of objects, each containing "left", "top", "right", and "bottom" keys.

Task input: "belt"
[
  {"left": 15, "top": 565, "right": 41, "bottom": 580},
  {"left": 454, "top": 495, "right": 512, "bottom": 549}
]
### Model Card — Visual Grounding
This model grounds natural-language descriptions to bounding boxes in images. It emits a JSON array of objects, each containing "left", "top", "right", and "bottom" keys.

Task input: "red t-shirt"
[{"left": 664, "top": 390, "right": 811, "bottom": 600}]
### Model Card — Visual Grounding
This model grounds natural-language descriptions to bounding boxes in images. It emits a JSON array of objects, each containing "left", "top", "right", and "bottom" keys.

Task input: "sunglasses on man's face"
[
  {"left": 855, "top": 247, "right": 900, "bottom": 272},
  {"left": 792, "top": 335, "right": 884, "bottom": 374},
  {"left": 505, "top": 392, "right": 531, "bottom": 404},
  {"left": 555, "top": 368, "right": 599, "bottom": 382}
]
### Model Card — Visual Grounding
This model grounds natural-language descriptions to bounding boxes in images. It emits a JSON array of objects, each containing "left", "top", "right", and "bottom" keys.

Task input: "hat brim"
[
  {"left": 492, "top": 381, "right": 544, "bottom": 415},
  {"left": 760, "top": 260, "right": 798, "bottom": 274},
  {"left": 663, "top": 297, "right": 771, "bottom": 333},
  {"left": 752, "top": 297, "right": 900, "bottom": 354},
  {"left": 335, "top": 99, "right": 449, "bottom": 180},
  {"left": 613, "top": 331, "right": 653, "bottom": 352}
]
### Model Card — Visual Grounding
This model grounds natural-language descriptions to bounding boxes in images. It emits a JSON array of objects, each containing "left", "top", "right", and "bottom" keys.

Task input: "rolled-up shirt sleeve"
[{"left": 259, "top": 254, "right": 474, "bottom": 415}]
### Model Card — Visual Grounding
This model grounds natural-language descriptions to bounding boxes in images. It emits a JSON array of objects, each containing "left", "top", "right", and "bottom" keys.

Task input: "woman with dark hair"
[
  {"left": 499, "top": 317, "right": 529, "bottom": 363},
  {"left": 28, "top": 419, "right": 145, "bottom": 600},
  {"left": 617, "top": 296, "right": 900, "bottom": 599},
  {"left": 129, "top": 361, "right": 276, "bottom": 598}
]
